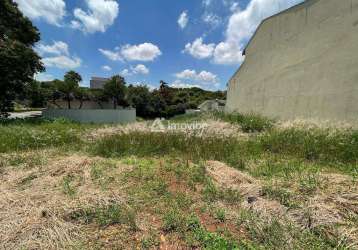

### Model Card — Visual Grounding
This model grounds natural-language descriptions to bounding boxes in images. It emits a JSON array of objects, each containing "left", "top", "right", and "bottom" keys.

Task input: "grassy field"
[{"left": 0, "top": 114, "right": 357, "bottom": 249}]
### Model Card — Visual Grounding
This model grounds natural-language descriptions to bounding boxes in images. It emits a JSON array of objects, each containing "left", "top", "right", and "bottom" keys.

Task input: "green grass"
[
  {"left": 0, "top": 118, "right": 93, "bottom": 153},
  {"left": 69, "top": 203, "right": 137, "bottom": 230},
  {"left": 260, "top": 128, "right": 358, "bottom": 164},
  {"left": 214, "top": 111, "right": 275, "bottom": 133}
]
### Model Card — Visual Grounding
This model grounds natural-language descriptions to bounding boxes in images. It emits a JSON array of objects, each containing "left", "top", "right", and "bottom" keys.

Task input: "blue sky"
[{"left": 15, "top": 0, "right": 302, "bottom": 90}]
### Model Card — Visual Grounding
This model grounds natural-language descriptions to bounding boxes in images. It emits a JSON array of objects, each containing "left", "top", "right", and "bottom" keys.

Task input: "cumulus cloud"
[
  {"left": 14, "top": 0, "right": 66, "bottom": 26},
  {"left": 185, "top": 0, "right": 302, "bottom": 65},
  {"left": 120, "top": 64, "right": 150, "bottom": 76},
  {"left": 100, "top": 43, "right": 162, "bottom": 62},
  {"left": 121, "top": 43, "right": 162, "bottom": 61},
  {"left": 178, "top": 11, "right": 189, "bottom": 29},
  {"left": 98, "top": 48, "right": 122, "bottom": 61},
  {"left": 42, "top": 56, "right": 82, "bottom": 69},
  {"left": 175, "top": 69, "right": 218, "bottom": 84},
  {"left": 213, "top": 41, "right": 245, "bottom": 65},
  {"left": 39, "top": 41, "right": 82, "bottom": 69},
  {"left": 183, "top": 38, "right": 215, "bottom": 59},
  {"left": 170, "top": 80, "right": 201, "bottom": 89},
  {"left": 102, "top": 65, "right": 112, "bottom": 71},
  {"left": 132, "top": 64, "right": 149, "bottom": 75},
  {"left": 36, "top": 41, "right": 69, "bottom": 56},
  {"left": 72, "top": 0, "right": 119, "bottom": 33}
]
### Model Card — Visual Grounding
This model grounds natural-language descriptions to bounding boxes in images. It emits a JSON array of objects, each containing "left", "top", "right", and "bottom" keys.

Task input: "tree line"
[{"left": 25, "top": 73, "right": 226, "bottom": 118}]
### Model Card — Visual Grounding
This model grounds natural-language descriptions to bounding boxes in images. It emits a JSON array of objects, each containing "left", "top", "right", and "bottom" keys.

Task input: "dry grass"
[{"left": 1, "top": 115, "right": 357, "bottom": 249}]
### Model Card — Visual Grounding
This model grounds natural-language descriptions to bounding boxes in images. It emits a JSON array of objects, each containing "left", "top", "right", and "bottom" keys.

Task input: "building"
[
  {"left": 90, "top": 77, "right": 109, "bottom": 89},
  {"left": 199, "top": 99, "right": 226, "bottom": 112},
  {"left": 226, "top": 0, "right": 358, "bottom": 123}
]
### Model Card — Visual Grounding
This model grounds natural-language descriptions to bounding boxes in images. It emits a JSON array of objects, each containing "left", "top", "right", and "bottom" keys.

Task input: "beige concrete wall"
[{"left": 226, "top": 0, "right": 358, "bottom": 123}]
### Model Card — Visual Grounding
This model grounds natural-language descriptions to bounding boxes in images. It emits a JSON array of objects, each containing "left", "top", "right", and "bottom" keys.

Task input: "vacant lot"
[{"left": 0, "top": 114, "right": 357, "bottom": 249}]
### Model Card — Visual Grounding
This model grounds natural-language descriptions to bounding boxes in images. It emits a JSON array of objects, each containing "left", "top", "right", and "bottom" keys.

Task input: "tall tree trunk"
[{"left": 67, "top": 94, "right": 71, "bottom": 109}]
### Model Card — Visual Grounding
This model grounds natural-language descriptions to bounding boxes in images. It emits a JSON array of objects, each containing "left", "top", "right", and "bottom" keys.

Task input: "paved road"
[{"left": 8, "top": 111, "right": 42, "bottom": 119}]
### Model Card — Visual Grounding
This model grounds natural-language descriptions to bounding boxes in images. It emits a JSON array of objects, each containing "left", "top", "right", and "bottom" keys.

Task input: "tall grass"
[
  {"left": 92, "top": 128, "right": 358, "bottom": 168},
  {"left": 0, "top": 118, "right": 92, "bottom": 152},
  {"left": 260, "top": 128, "right": 358, "bottom": 164},
  {"left": 91, "top": 131, "right": 260, "bottom": 166},
  {"left": 213, "top": 112, "right": 274, "bottom": 132}
]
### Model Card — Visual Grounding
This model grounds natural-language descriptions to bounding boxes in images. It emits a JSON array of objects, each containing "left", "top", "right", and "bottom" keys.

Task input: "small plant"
[
  {"left": 214, "top": 208, "right": 226, "bottom": 222},
  {"left": 69, "top": 204, "right": 137, "bottom": 230},
  {"left": 261, "top": 184, "right": 298, "bottom": 208},
  {"left": 162, "top": 208, "right": 185, "bottom": 233},
  {"left": 62, "top": 175, "right": 76, "bottom": 197},
  {"left": 299, "top": 172, "right": 322, "bottom": 195}
]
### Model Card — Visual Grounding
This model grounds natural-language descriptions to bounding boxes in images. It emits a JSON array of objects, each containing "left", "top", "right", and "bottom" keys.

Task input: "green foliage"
[
  {"left": 0, "top": 118, "right": 90, "bottom": 153},
  {"left": 261, "top": 184, "right": 298, "bottom": 208},
  {"left": 215, "top": 112, "right": 274, "bottom": 132},
  {"left": 103, "top": 75, "right": 127, "bottom": 109},
  {"left": 69, "top": 204, "right": 137, "bottom": 230},
  {"left": 260, "top": 128, "right": 358, "bottom": 164},
  {"left": 184, "top": 214, "right": 238, "bottom": 249},
  {"left": 62, "top": 175, "right": 76, "bottom": 197},
  {"left": 0, "top": 0, "right": 44, "bottom": 116},
  {"left": 55, "top": 71, "right": 82, "bottom": 109}
]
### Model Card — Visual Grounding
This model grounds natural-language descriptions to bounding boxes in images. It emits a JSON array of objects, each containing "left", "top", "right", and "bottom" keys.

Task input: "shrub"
[{"left": 214, "top": 112, "right": 274, "bottom": 133}]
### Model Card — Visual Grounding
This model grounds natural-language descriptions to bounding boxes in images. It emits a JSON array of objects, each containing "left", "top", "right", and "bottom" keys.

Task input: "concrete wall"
[
  {"left": 226, "top": 0, "right": 358, "bottom": 123},
  {"left": 43, "top": 109, "right": 136, "bottom": 124},
  {"left": 47, "top": 100, "right": 114, "bottom": 109}
]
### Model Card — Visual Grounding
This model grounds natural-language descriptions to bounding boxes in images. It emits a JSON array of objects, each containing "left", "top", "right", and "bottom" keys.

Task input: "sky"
[{"left": 14, "top": 0, "right": 303, "bottom": 91}]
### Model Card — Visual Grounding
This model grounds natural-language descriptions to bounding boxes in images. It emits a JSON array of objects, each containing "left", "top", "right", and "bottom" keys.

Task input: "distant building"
[
  {"left": 199, "top": 99, "right": 226, "bottom": 112},
  {"left": 90, "top": 77, "right": 109, "bottom": 89}
]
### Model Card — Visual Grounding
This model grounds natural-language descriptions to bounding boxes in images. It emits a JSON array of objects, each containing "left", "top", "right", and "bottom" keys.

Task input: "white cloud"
[
  {"left": 14, "top": 0, "right": 66, "bottom": 26},
  {"left": 121, "top": 43, "right": 162, "bottom": 61},
  {"left": 42, "top": 56, "right": 82, "bottom": 69},
  {"left": 202, "top": 13, "right": 221, "bottom": 27},
  {"left": 120, "top": 69, "right": 131, "bottom": 77},
  {"left": 171, "top": 80, "right": 201, "bottom": 89},
  {"left": 120, "top": 64, "right": 149, "bottom": 76},
  {"left": 178, "top": 11, "right": 189, "bottom": 29},
  {"left": 36, "top": 41, "right": 69, "bottom": 56},
  {"left": 98, "top": 48, "right": 122, "bottom": 61},
  {"left": 183, "top": 38, "right": 215, "bottom": 59},
  {"left": 100, "top": 43, "right": 161, "bottom": 62},
  {"left": 175, "top": 69, "right": 218, "bottom": 83},
  {"left": 34, "top": 73, "right": 55, "bottom": 82},
  {"left": 132, "top": 64, "right": 149, "bottom": 75},
  {"left": 185, "top": 0, "right": 302, "bottom": 65},
  {"left": 39, "top": 41, "right": 82, "bottom": 69},
  {"left": 213, "top": 41, "right": 245, "bottom": 65},
  {"left": 72, "top": 0, "right": 119, "bottom": 33},
  {"left": 102, "top": 65, "right": 112, "bottom": 71}
]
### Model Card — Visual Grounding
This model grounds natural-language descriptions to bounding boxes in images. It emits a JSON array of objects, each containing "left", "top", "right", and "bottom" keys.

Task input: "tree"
[
  {"left": 127, "top": 85, "right": 152, "bottom": 117},
  {"left": 56, "top": 71, "right": 82, "bottom": 109},
  {"left": 0, "top": 0, "right": 44, "bottom": 117},
  {"left": 25, "top": 80, "right": 47, "bottom": 108},
  {"left": 103, "top": 75, "right": 127, "bottom": 109},
  {"left": 74, "top": 87, "right": 90, "bottom": 109}
]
